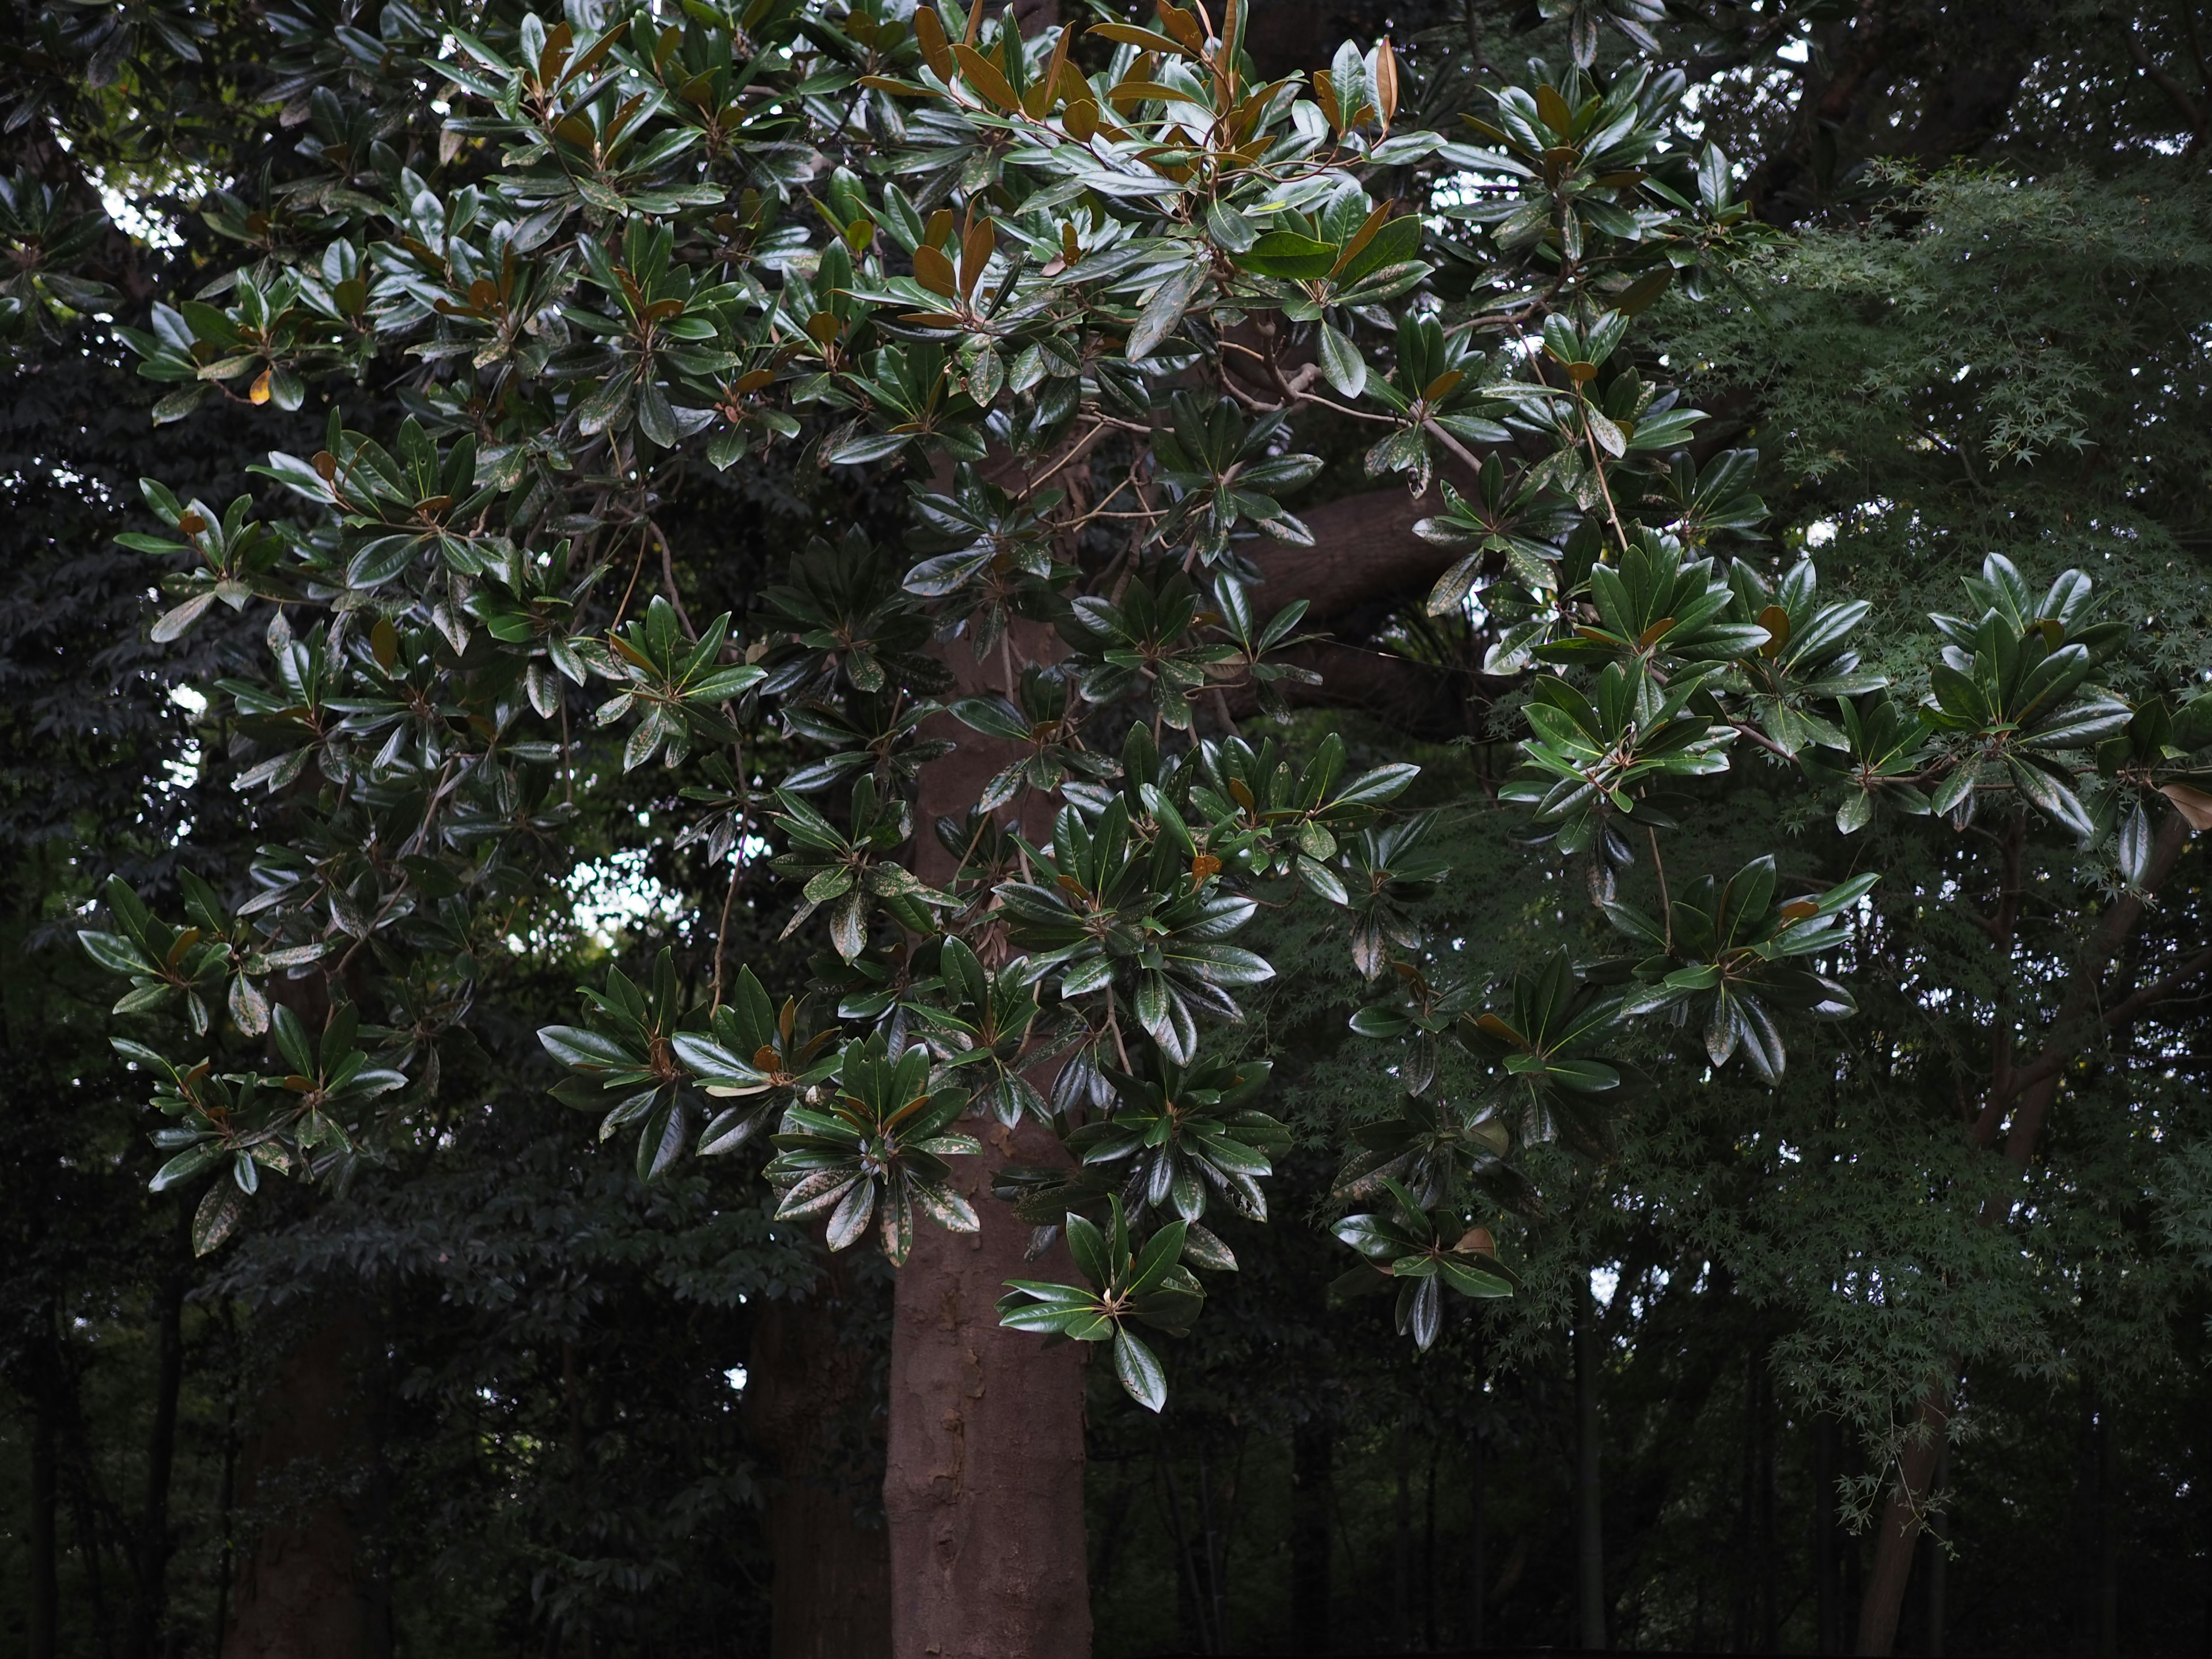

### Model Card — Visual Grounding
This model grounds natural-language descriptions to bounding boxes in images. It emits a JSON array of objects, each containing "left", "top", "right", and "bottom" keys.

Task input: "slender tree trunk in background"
[
  {"left": 28, "top": 1298, "right": 60, "bottom": 1659},
  {"left": 1290, "top": 1418, "right": 1333, "bottom": 1655},
  {"left": 125, "top": 1206, "right": 190, "bottom": 1659},
  {"left": 1816, "top": 1414, "right": 1840, "bottom": 1655},
  {"left": 1392, "top": 1421, "right": 1411, "bottom": 1651},
  {"left": 2096, "top": 1404, "right": 2118, "bottom": 1658},
  {"left": 1924, "top": 1440, "right": 1947, "bottom": 1659},
  {"left": 1758, "top": 1357, "right": 1778, "bottom": 1654},
  {"left": 747, "top": 1264, "right": 892, "bottom": 1658},
  {"left": 1423, "top": 1440, "right": 1438, "bottom": 1651},
  {"left": 1575, "top": 1275, "right": 1607, "bottom": 1652},
  {"left": 1857, "top": 819, "right": 2199, "bottom": 1654},
  {"left": 222, "top": 1300, "right": 377, "bottom": 1659},
  {"left": 1469, "top": 1426, "right": 1486, "bottom": 1653}
]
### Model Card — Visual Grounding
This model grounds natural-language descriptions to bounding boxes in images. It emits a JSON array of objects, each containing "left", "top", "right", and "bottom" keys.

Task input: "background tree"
[{"left": 6, "top": 3, "right": 2211, "bottom": 1658}]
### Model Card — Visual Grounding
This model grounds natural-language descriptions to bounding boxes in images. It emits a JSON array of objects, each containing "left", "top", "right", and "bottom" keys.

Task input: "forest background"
[{"left": 3, "top": 0, "right": 2210, "bottom": 1657}]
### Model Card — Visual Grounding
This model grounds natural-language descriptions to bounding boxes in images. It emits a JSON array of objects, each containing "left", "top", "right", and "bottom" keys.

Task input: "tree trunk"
[
  {"left": 748, "top": 1266, "right": 893, "bottom": 1659},
  {"left": 28, "top": 1298, "right": 60, "bottom": 1659},
  {"left": 1392, "top": 1421, "right": 1412, "bottom": 1651},
  {"left": 1575, "top": 1275, "right": 1607, "bottom": 1652},
  {"left": 1924, "top": 1440, "right": 1947, "bottom": 1659},
  {"left": 1815, "top": 1414, "right": 1840, "bottom": 1656},
  {"left": 222, "top": 1300, "right": 377, "bottom": 1659},
  {"left": 881, "top": 1119, "right": 1091, "bottom": 1659},
  {"left": 1468, "top": 1424, "right": 1486, "bottom": 1653},
  {"left": 1856, "top": 817, "right": 2200, "bottom": 1653},
  {"left": 1290, "top": 1418, "right": 1333, "bottom": 1655},
  {"left": 126, "top": 1207, "right": 190, "bottom": 1659},
  {"left": 882, "top": 615, "right": 1092, "bottom": 1659}
]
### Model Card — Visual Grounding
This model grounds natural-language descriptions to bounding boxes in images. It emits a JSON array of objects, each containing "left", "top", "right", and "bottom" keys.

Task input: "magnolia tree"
[{"left": 68, "top": 0, "right": 2212, "bottom": 1652}]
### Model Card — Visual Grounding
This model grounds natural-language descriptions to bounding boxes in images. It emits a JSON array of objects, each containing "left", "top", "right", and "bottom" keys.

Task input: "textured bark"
[
  {"left": 748, "top": 1267, "right": 893, "bottom": 1659},
  {"left": 222, "top": 1301, "right": 377, "bottom": 1659},
  {"left": 881, "top": 617, "right": 1092, "bottom": 1659},
  {"left": 881, "top": 1119, "right": 1091, "bottom": 1659},
  {"left": 1251, "top": 484, "right": 1457, "bottom": 637}
]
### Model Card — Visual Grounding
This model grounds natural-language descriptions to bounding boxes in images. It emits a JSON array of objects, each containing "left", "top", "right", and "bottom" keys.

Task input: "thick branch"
[
  {"left": 1248, "top": 484, "right": 1459, "bottom": 632},
  {"left": 1987, "top": 811, "right": 2197, "bottom": 1173}
]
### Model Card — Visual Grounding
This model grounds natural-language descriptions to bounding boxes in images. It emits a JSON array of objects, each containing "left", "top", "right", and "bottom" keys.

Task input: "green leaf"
[
  {"left": 1113, "top": 1327, "right": 1168, "bottom": 1412},
  {"left": 1128, "top": 262, "right": 1208, "bottom": 361}
]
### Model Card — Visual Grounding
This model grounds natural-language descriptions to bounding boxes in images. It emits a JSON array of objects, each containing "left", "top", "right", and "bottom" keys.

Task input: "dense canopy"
[{"left": 3, "top": 1, "right": 2209, "bottom": 1656}]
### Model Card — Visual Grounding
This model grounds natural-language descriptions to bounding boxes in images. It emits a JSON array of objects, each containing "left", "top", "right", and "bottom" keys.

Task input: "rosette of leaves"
[
  {"left": 755, "top": 531, "right": 948, "bottom": 700},
  {"left": 1445, "top": 66, "right": 1677, "bottom": 264},
  {"left": 2094, "top": 694, "right": 2212, "bottom": 861},
  {"left": 1919, "top": 577, "right": 2132, "bottom": 836},
  {"left": 118, "top": 270, "right": 331, "bottom": 423},
  {"left": 908, "top": 936, "right": 1047, "bottom": 1126},
  {"left": 1652, "top": 448, "right": 1767, "bottom": 548},
  {"left": 1500, "top": 658, "right": 1733, "bottom": 859},
  {"left": 997, "top": 798, "right": 1274, "bottom": 1062},
  {"left": 902, "top": 466, "right": 1076, "bottom": 636},
  {"left": 1234, "top": 164, "right": 1437, "bottom": 324},
  {"left": 1062, "top": 571, "right": 1241, "bottom": 733},
  {"left": 80, "top": 873, "right": 324, "bottom": 1038},
  {"left": 115, "top": 481, "right": 294, "bottom": 642},
  {"left": 1533, "top": 530, "right": 1771, "bottom": 671},
  {"left": 1929, "top": 554, "right": 2128, "bottom": 671},
  {"left": 1149, "top": 393, "right": 1323, "bottom": 562},
  {"left": 442, "top": 16, "right": 731, "bottom": 220},
  {"left": 540, "top": 950, "right": 704, "bottom": 1180},
  {"left": 255, "top": 412, "right": 502, "bottom": 588},
  {"left": 763, "top": 1034, "right": 982, "bottom": 1264},
  {"left": 997, "top": 1199, "right": 1204, "bottom": 1412},
  {"left": 1361, "top": 313, "right": 1510, "bottom": 493},
  {"left": 1338, "top": 816, "right": 1453, "bottom": 978},
  {"left": 0, "top": 170, "right": 119, "bottom": 354},
  {"left": 1207, "top": 573, "right": 1320, "bottom": 718},
  {"left": 1807, "top": 694, "right": 1936, "bottom": 833},
  {"left": 464, "top": 536, "right": 598, "bottom": 714},
  {"left": 780, "top": 688, "right": 957, "bottom": 796},
  {"left": 664, "top": 967, "right": 843, "bottom": 1157},
  {"left": 1603, "top": 857, "right": 1876, "bottom": 1081},
  {"left": 126, "top": 1001, "right": 399, "bottom": 1256},
  {"left": 948, "top": 666, "right": 1116, "bottom": 811},
  {"left": 592, "top": 596, "right": 766, "bottom": 771},
  {"left": 771, "top": 777, "right": 956, "bottom": 960},
  {"left": 1331, "top": 1088, "right": 1522, "bottom": 1213},
  {"left": 1721, "top": 557, "right": 1884, "bottom": 755},
  {"left": 1186, "top": 729, "right": 1420, "bottom": 893},
  {"left": 1456, "top": 952, "right": 1627, "bottom": 1153},
  {"left": 1415, "top": 451, "right": 1578, "bottom": 616},
  {"left": 1065, "top": 1050, "right": 1285, "bottom": 1224},
  {"left": 561, "top": 217, "right": 744, "bottom": 450},
  {"left": 1330, "top": 1177, "right": 1514, "bottom": 1351}
]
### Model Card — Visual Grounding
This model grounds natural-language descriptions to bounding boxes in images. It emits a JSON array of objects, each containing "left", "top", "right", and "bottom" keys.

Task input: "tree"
[{"left": 21, "top": 2, "right": 2212, "bottom": 1657}]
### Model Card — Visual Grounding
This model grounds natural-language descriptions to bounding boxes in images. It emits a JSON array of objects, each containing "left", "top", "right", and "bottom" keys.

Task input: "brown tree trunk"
[
  {"left": 882, "top": 1115, "right": 1091, "bottom": 1658},
  {"left": 222, "top": 1299, "right": 377, "bottom": 1659},
  {"left": 882, "top": 616, "right": 1092, "bottom": 1659},
  {"left": 747, "top": 1265, "right": 893, "bottom": 1658}
]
